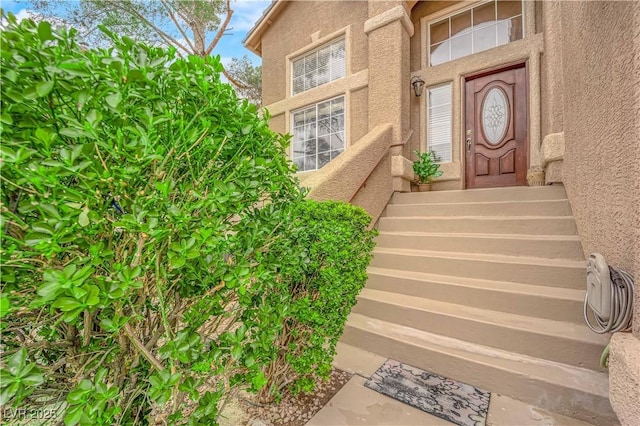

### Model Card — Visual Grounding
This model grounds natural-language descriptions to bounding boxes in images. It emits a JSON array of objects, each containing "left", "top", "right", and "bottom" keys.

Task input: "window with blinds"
[
  {"left": 292, "top": 38, "right": 345, "bottom": 95},
  {"left": 291, "top": 96, "right": 345, "bottom": 172},
  {"left": 427, "top": 83, "right": 452, "bottom": 163}
]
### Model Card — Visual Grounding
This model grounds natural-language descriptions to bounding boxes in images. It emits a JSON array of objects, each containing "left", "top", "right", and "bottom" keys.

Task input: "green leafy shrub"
[
  {"left": 0, "top": 15, "right": 303, "bottom": 425},
  {"left": 259, "top": 200, "right": 377, "bottom": 401},
  {"left": 0, "top": 15, "right": 376, "bottom": 425}
]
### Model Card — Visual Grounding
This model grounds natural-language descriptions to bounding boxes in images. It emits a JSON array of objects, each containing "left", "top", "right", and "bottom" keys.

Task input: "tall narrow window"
[
  {"left": 291, "top": 96, "right": 345, "bottom": 172},
  {"left": 428, "top": 0, "right": 524, "bottom": 66},
  {"left": 292, "top": 38, "right": 345, "bottom": 95},
  {"left": 427, "top": 83, "right": 452, "bottom": 163}
]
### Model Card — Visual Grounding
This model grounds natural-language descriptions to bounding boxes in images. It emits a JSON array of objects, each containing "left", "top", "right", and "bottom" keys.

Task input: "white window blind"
[
  {"left": 292, "top": 38, "right": 345, "bottom": 95},
  {"left": 427, "top": 83, "right": 452, "bottom": 163},
  {"left": 291, "top": 96, "right": 345, "bottom": 172}
]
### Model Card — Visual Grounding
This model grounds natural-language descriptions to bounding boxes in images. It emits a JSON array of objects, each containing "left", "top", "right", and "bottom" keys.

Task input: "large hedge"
[{"left": 0, "top": 15, "right": 376, "bottom": 425}]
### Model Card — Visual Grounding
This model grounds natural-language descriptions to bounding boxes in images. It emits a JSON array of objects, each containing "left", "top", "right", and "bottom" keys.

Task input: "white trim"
[
  {"left": 426, "top": 82, "right": 453, "bottom": 163},
  {"left": 422, "top": 0, "right": 525, "bottom": 68},
  {"left": 289, "top": 95, "right": 347, "bottom": 173},
  {"left": 286, "top": 26, "right": 351, "bottom": 99}
]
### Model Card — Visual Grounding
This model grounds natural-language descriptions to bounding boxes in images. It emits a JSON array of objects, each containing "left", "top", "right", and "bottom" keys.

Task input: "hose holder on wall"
[{"left": 584, "top": 253, "right": 634, "bottom": 334}]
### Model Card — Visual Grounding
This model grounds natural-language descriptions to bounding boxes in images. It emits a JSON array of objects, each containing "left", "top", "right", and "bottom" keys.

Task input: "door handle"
[{"left": 466, "top": 130, "right": 472, "bottom": 154}]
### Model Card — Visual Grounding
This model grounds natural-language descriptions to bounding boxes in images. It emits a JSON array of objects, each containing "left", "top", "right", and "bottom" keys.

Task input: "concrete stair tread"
[
  {"left": 391, "top": 186, "right": 569, "bottom": 204},
  {"left": 357, "top": 288, "right": 608, "bottom": 346},
  {"left": 374, "top": 247, "right": 586, "bottom": 268},
  {"left": 377, "top": 230, "right": 581, "bottom": 241},
  {"left": 377, "top": 215, "right": 578, "bottom": 235},
  {"left": 346, "top": 313, "right": 609, "bottom": 398},
  {"left": 380, "top": 215, "right": 574, "bottom": 220},
  {"left": 367, "top": 266, "right": 585, "bottom": 301},
  {"left": 387, "top": 199, "right": 569, "bottom": 207}
]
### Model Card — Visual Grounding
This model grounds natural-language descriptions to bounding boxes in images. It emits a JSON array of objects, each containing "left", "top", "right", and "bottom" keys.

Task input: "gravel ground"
[{"left": 219, "top": 368, "right": 353, "bottom": 426}]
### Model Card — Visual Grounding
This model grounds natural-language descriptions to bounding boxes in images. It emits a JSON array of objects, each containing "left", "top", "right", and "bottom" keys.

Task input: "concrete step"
[
  {"left": 391, "top": 185, "right": 568, "bottom": 204},
  {"left": 332, "top": 343, "right": 601, "bottom": 426},
  {"left": 384, "top": 199, "right": 572, "bottom": 217},
  {"left": 375, "top": 231, "right": 584, "bottom": 260},
  {"left": 377, "top": 216, "right": 577, "bottom": 235},
  {"left": 366, "top": 267, "right": 586, "bottom": 323},
  {"left": 341, "top": 314, "right": 617, "bottom": 426},
  {"left": 353, "top": 288, "right": 608, "bottom": 371},
  {"left": 370, "top": 248, "right": 586, "bottom": 288}
]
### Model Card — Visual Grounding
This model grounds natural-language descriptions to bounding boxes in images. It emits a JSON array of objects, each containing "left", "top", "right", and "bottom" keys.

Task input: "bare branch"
[
  {"left": 223, "top": 69, "right": 251, "bottom": 90},
  {"left": 158, "top": 0, "right": 196, "bottom": 54},
  {"left": 108, "top": 1, "right": 192, "bottom": 54},
  {"left": 204, "top": 0, "right": 233, "bottom": 56},
  {"left": 124, "top": 323, "right": 164, "bottom": 371}
]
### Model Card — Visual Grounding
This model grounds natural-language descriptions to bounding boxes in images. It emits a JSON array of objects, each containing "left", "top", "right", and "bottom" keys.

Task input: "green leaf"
[
  {"left": 169, "top": 255, "right": 185, "bottom": 269},
  {"left": 105, "top": 92, "right": 122, "bottom": 108},
  {"left": 22, "top": 371, "right": 44, "bottom": 386},
  {"left": 37, "top": 280, "right": 61, "bottom": 300},
  {"left": 36, "top": 81, "right": 55, "bottom": 97},
  {"left": 64, "top": 406, "right": 84, "bottom": 426},
  {"left": 0, "top": 112, "right": 13, "bottom": 125},
  {"left": 84, "top": 285, "right": 100, "bottom": 306},
  {"left": 37, "top": 21, "right": 53, "bottom": 41},
  {"left": 6, "top": 348, "right": 27, "bottom": 375},
  {"left": 52, "top": 297, "right": 83, "bottom": 312},
  {"left": 78, "top": 208, "right": 90, "bottom": 227},
  {"left": 60, "top": 127, "right": 89, "bottom": 138},
  {"left": 0, "top": 294, "right": 10, "bottom": 318},
  {"left": 86, "top": 109, "right": 103, "bottom": 127},
  {"left": 230, "top": 345, "right": 242, "bottom": 361}
]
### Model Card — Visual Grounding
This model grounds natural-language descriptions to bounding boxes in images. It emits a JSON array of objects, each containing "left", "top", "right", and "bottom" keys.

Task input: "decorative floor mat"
[{"left": 364, "top": 359, "right": 491, "bottom": 426}]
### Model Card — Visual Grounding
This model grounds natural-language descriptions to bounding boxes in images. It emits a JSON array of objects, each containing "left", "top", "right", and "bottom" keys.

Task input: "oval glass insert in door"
[{"left": 481, "top": 87, "right": 509, "bottom": 145}]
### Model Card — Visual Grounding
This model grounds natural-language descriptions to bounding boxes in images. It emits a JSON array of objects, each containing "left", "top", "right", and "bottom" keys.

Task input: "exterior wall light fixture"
[{"left": 410, "top": 76, "right": 425, "bottom": 97}]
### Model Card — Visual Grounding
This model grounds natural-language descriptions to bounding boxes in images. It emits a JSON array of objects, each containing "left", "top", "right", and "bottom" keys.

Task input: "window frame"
[
  {"left": 426, "top": 0, "right": 525, "bottom": 67},
  {"left": 290, "top": 95, "right": 346, "bottom": 173},
  {"left": 290, "top": 37, "right": 346, "bottom": 97},
  {"left": 426, "top": 82, "right": 453, "bottom": 164}
]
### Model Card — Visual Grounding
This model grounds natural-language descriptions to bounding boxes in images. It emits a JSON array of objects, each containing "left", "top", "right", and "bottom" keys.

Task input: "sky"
[{"left": 0, "top": 0, "right": 271, "bottom": 66}]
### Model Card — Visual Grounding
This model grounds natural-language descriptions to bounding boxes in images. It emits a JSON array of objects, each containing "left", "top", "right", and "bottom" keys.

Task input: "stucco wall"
[
  {"left": 268, "top": 113, "right": 286, "bottom": 136},
  {"left": 558, "top": 3, "right": 639, "bottom": 423},
  {"left": 261, "top": 1, "right": 368, "bottom": 107},
  {"left": 539, "top": 0, "right": 564, "bottom": 137},
  {"left": 559, "top": 0, "right": 638, "bottom": 285}
]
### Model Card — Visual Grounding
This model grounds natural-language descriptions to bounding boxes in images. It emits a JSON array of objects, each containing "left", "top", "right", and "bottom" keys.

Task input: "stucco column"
[{"left": 365, "top": 2, "right": 414, "bottom": 192}]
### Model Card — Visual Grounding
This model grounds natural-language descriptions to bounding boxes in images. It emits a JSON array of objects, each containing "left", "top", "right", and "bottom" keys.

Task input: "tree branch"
[
  {"left": 109, "top": 1, "right": 192, "bottom": 54},
  {"left": 158, "top": 0, "right": 196, "bottom": 54},
  {"left": 204, "top": 0, "right": 233, "bottom": 56},
  {"left": 223, "top": 69, "right": 251, "bottom": 90},
  {"left": 123, "top": 323, "right": 164, "bottom": 371}
]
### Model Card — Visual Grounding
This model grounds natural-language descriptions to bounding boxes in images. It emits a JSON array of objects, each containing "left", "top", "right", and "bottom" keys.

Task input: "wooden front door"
[{"left": 465, "top": 64, "right": 528, "bottom": 188}]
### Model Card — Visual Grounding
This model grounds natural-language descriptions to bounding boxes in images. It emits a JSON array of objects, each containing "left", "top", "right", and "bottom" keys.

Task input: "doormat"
[{"left": 364, "top": 359, "right": 491, "bottom": 426}]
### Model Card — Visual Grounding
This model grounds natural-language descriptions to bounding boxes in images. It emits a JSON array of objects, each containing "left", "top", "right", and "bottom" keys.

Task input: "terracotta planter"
[
  {"left": 417, "top": 183, "right": 432, "bottom": 192},
  {"left": 527, "top": 170, "right": 545, "bottom": 187}
]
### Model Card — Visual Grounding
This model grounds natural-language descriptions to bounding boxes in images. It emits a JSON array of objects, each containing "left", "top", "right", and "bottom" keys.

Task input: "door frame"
[{"left": 462, "top": 61, "right": 530, "bottom": 189}]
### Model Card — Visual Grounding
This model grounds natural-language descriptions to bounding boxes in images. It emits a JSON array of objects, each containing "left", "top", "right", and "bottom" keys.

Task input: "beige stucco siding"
[
  {"left": 350, "top": 87, "right": 369, "bottom": 144},
  {"left": 558, "top": 0, "right": 638, "bottom": 284},
  {"left": 261, "top": 1, "right": 368, "bottom": 107},
  {"left": 557, "top": 3, "right": 639, "bottom": 422},
  {"left": 539, "top": 0, "right": 564, "bottom": 137}
]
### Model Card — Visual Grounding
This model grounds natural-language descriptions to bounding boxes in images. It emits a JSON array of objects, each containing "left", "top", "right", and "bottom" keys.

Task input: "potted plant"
[{"left": 412, "top": 150, "right": 443, "bottom": 192}]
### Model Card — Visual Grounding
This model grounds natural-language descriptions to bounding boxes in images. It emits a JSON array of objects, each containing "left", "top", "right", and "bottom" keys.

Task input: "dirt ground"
[{"left": 219, "top": 369, "right": 353, "bottom": 426}]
